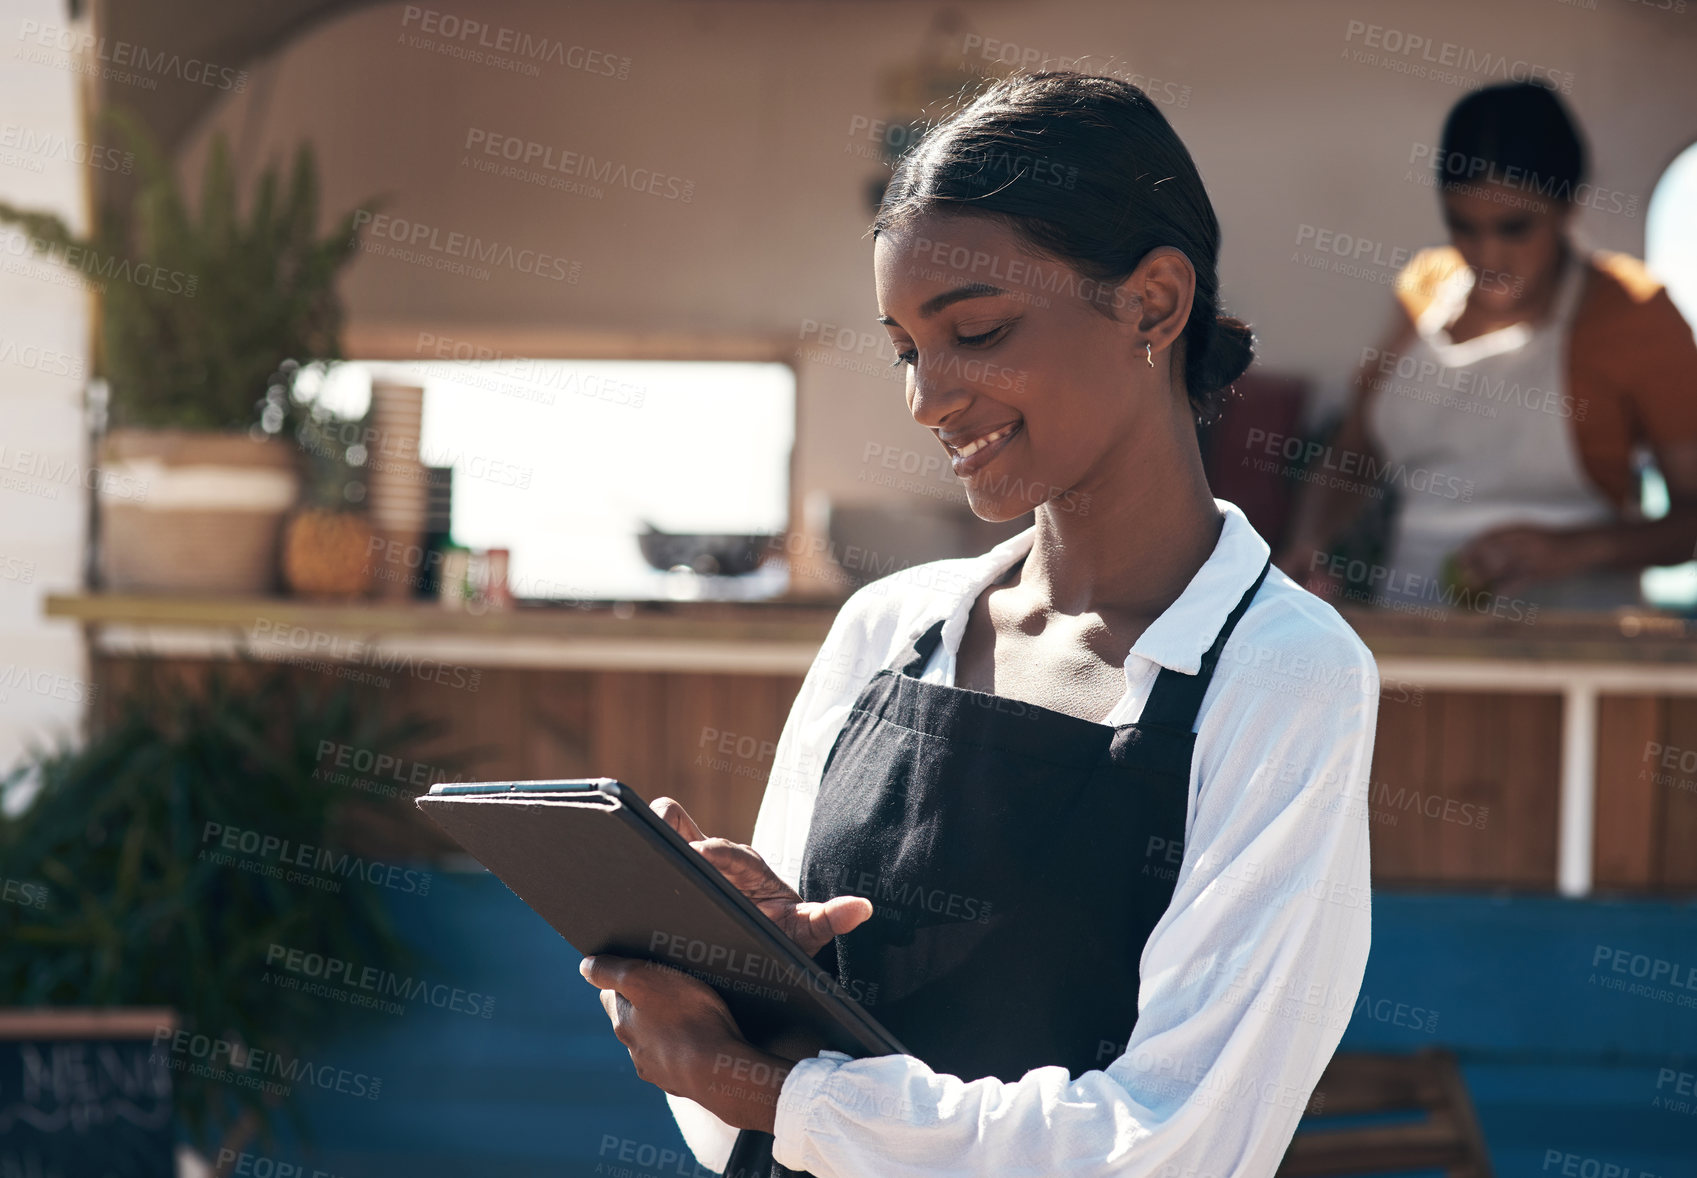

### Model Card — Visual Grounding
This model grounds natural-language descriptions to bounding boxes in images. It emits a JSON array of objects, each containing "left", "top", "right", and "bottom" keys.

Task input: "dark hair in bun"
[
  {"left": 874, "top": 71, "right": 1253, "bottom": 424},
  {"left": 1438, "top": 79, "right": 1586, "bottom": 201}
]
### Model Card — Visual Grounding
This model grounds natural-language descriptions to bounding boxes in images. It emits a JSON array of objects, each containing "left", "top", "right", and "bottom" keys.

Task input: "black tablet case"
[{"left": 416, "top": 779, "right": 906, "bottom": 1061}]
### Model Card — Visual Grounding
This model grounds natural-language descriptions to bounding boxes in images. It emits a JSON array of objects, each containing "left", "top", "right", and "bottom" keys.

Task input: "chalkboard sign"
[{"left": 0, "top": 1010, "right": 176, "bottom": 1178}]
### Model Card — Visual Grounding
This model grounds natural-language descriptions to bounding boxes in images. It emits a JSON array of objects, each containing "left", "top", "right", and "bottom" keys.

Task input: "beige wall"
[
  {"left": 0, "top": 0, "right": 97, "bottom": 775},
  {"left": 178, "top": 0, "right": 1697, "bottom": 575}
]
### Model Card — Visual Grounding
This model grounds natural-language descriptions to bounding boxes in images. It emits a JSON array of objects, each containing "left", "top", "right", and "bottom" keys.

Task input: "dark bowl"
[{"left": 636, "top": 527, "right": 777, "bottom": 576}]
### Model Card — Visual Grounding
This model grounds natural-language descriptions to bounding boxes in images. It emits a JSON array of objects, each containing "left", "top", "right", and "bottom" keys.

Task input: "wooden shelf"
[
  {"left": 46, "top": 593, "right": 1697, "bottom": 666},
  {"left": 46, "top": 592, "right": 839, "bottom": 641},
  {"left": 1340, "top": 605, "right": 1697, "bottom": 665},
  {"left": 46, "top": 593, "right": 841, "bottom": 674}
]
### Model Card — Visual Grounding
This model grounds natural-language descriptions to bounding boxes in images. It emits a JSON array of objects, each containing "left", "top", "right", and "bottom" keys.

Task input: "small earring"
[{"left": 1145, "top": 341, "right": 1154, "bottom": 368}]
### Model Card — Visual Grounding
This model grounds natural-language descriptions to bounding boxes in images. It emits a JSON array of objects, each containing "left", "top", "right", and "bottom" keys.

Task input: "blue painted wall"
[
  {"left": 1334, "top": 894, "right": 1697, "bottom": 1178},
  {"left": 223, "top": 875, "right": 1697, "bottom": 1178}
]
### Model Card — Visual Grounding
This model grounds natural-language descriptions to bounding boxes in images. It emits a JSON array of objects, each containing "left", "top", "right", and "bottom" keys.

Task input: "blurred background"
[{"left": 0, "top": 0, "right": 1694, "bottom": 1175}]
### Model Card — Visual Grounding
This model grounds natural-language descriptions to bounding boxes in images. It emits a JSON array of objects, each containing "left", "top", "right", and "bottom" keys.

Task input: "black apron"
[{"left": 722, "top": 558, "right": 1270, "bottom": 1178}]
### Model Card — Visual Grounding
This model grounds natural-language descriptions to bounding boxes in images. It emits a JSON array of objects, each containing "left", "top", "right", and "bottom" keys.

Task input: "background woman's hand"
[
  {"left": 651, "top": 796, "right": 872, "bottom": 956},
  {"left": 1452, "top": 524, "right": 1592, "bottom": 596}
]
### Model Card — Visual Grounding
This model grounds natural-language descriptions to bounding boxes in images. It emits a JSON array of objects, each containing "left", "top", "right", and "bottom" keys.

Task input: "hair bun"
[{"left": 1186, "top": 312, "right": 1255, "bottom": 421}]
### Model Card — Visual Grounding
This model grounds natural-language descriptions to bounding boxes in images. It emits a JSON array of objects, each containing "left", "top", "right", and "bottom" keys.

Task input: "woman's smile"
[{"left": 944, "top": 420, "right": 1023, "bottom": 476}]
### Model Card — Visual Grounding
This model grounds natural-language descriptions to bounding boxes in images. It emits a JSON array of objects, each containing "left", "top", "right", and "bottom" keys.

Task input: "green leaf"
[{"left": 0, "top": 110, "right": 378, "bottom": 431}]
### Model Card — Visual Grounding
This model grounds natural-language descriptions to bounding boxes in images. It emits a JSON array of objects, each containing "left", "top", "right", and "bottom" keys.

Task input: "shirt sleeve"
[
  {"left": 768, "top": 605, "right": 1379, "bottom": 1178},
  {"left": 663, "top": 588, "right": 885, "bottom": 1172},
  {"left": 660, "top": 1088, "right": 738, "bottom": 1175}
]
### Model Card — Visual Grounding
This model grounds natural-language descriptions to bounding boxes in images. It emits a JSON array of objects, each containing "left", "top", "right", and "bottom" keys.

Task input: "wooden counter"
[
  {"left": 48, "top": 594, "right": 1697, "bottom": 897},
  {"left": 44, "top": 592, "right": 840, "bottom": 672},
  {"left": 1337, "top": 605, "right": 1697, "bottom": 899},
  {"left": 46, "top": 591, "right": 1697, "bottom": 663}
]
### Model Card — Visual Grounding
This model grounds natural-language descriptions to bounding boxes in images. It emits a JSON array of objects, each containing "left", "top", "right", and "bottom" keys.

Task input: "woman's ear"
[{"left": 1117, "top": 246, "right": 1196, "bottom": 359}]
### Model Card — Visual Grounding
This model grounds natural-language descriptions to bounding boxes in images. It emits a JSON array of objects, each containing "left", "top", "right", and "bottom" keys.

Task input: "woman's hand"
[
  {"left": 651, "top": 796, "right": 872, "bottom": 956},
  {"left": 581, "top": 800, "right": 870, "bottom": 1126},
  {"left": 1451, "top": 524, "right": 1599, "bottom": 597},
  {"left": 578, "top": 953, "right": 798, "bottom": 1132}
]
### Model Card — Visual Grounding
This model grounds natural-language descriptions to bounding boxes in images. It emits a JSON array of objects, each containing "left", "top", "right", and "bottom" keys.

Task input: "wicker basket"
[{"left": 98, "top": 429, "right": 302, "bottom": 594}]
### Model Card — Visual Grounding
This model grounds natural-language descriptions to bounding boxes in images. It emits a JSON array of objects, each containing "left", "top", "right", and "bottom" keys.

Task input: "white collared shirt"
[{"left": 665, "top": 499, "right": 1379, "bottom": 1178}]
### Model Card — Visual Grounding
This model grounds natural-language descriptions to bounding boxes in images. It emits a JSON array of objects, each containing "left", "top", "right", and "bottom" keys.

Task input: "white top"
[
  {"left": 664, "top": 499, "right": 1379, "bottom": 1178},
  {"left": 1365, "top": 241, "right": 1639, "bottom": 608}
]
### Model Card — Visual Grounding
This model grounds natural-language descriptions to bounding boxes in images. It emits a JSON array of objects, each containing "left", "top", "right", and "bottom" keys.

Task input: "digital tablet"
[{"left": 416, "top": 778, "right": 907, "bottom": 1060}]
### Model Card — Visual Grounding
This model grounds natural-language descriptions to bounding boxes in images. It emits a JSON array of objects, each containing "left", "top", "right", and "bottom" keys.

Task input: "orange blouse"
[{"left": 1392, "top": 245, "right": 1697, "bottom": 511}]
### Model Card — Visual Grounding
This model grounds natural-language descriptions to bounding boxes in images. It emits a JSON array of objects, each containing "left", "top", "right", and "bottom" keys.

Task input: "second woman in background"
[{"left": 1278, "top": 80, "right": 1697, "bottom": 609}]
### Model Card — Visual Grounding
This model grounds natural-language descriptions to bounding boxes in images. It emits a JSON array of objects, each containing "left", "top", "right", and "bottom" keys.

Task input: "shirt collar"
[{"left": 929, "top": 499, "right": 1270, "bottom": 677}]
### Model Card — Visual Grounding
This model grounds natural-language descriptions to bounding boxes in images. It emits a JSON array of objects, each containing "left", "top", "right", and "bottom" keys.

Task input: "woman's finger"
[
  {"left": 652, "top": 796, "right": 707, "bottom": 842},
  {"left": 694, "top": 839, "right": 784, "bottom": 895},
  {"left": 823, "top": 894, "right": 874, "bottom": 934},
  {"left": 580, "top": 953, "right": 643, "bottom": 993},
  {"left": 594, "top": 983, "right": 626, "bottom": 1037},
  {"left": 602, "top": 988, "right": 642, "bottom": 1048},
  {"left": 694, "top": 837, "right": 756, "bottom": 870},
  {"left": 792, "top": 895, "right": 873, "bottom": 953}
]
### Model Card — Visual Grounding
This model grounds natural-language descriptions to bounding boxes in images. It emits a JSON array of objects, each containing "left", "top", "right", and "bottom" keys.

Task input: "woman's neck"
[{"left": 1018, "top": 409, "right": 1224, "bottom": 619}]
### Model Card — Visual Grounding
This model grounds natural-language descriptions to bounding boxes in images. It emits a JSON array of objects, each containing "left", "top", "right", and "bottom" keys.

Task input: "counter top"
[
  {"left": 45, "top": 592, "right": 1697, "bottom": 671},
  {"left": 45, "top": 592, "right": 838, "bottom": 675},
  {"left": 1335, "top": 604, "right": 1697, "bottom": 664},
  {"left": 45, "top": 591, "right": 841, "bottom": 643},
  {"left": 50, "top": 592, "right": 1697, "bottom": 901}
]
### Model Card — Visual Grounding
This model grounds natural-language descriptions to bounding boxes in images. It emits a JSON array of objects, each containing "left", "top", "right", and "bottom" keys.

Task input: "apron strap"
[
  {"left": 895, "top": 618, "right": 948, "bottom": 678},
  {"left": 1138, "top": 557, "right": 1271, "bottom": 731}
]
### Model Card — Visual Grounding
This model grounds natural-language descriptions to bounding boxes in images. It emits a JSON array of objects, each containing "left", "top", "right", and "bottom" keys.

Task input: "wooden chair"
[{"left": 1277, "top": 1050, "right": 1494, "bottom": 1177}]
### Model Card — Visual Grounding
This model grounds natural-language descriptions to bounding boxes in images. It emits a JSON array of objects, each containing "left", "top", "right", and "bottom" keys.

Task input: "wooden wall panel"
[
  {"left": 660, "top": 673, "right": 804, "bottom": 842},
  {"left": 1490, "top": 692, "right": 1562, "bottom": 886},
  {"left": 661, "top": 673, "right": 737, "bottom": 831},
  {"left": 589, "top": 671, "right": 669, "bottom": 797},
  {"left": 1658, "top": 696, "right": 1697, "bottom": 892},
  {"left": 87, "top": 654, "right": 1686, "bottom": 893},
  {"left": 1514, "top": 693, "right": 1564, "bottom": 885},
  {"left": 518, "top": 669, "right": 596, "bottom": 780},
  {"left": 1592, "top": 695, "right": 1697, "bottom": 895},
  {"left": 85, "top": 656, "right": 801, "bottom": 847},
  {"left": 415, "top": 662, "right": 526, "bottom": 779},
  {"left": 1369, "top": 690, "right": 1560, "bottom": 889},
  {"left": 1365, "top": 687, "right": 1436, "bottom": 881},
  {"left": 1593, "top": 695, "right": 1664, "bottom": 892}
]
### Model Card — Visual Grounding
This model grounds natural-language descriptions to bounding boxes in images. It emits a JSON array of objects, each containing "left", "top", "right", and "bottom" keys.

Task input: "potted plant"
[
  {"left": 0, "top": 110, "right": 376, "bottom": 594},
  {"left": 0, "top": 660, "right": 466, "bottom": 1165}
]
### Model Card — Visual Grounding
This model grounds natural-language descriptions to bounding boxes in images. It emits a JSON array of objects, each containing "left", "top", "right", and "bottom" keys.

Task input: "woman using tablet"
[
  {"left": 1276, "top": 80, "right": 1697, "bottom": 608},
  {"left": 580, "top": 71, "right": 1378, "bottom": 1177}
]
